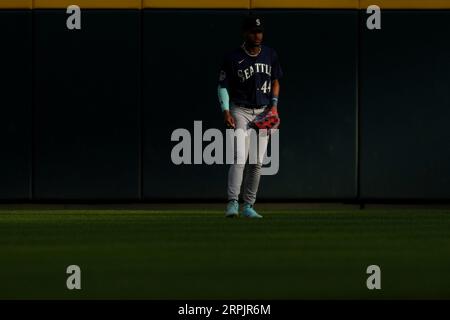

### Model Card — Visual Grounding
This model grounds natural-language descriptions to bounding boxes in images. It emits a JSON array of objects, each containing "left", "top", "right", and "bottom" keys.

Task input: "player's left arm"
[
  {"left": 270, "top": 49, "right": 283, "bottom": 113},
  {"left": 271, "top": 79, "right": 280, "bottom": 113}
]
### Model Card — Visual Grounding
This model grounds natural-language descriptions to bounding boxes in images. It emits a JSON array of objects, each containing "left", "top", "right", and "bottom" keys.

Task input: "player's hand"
[
  {"left": 224, "top": 110, "right": 236, "bottom": 129},
  {"left": 270, "top": 105, "right": 278, "bottom": 114}
]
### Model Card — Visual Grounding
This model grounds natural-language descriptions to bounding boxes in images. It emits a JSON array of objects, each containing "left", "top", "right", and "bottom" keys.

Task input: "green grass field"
[{"left": 1, "top": 205, "right": 449, "bottom": 299}]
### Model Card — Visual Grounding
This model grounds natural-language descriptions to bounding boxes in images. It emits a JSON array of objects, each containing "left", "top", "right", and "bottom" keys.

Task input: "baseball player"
[{"left": 217, "top": 16, "right": 283, "bottom": 218}]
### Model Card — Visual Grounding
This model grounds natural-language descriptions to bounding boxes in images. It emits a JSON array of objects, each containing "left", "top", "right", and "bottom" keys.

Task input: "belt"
[{"left": 235, "top": 104, "right": 267, "bottom": 110}]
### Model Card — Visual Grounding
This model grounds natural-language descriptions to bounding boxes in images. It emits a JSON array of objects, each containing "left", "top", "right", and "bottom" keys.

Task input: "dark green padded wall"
[
  {"left": 360, "top": 10, "right": 450, "bottom": 199},
  {"left": 33, "top": 10, "right": 141, "bottom": 199},
  {"left": 142, "top": 10, "right": 357, "bottom": 200},
  {"left": 142, "top": 10, "right": 247, "bottom": 200},
  {"left": 1, "top": 8, "right": 449, "bottom": 201},
  {"left": 0, "top": 11, "right": 32, "bottom": 199},
  {"left": 254, "top": 10, "right": 358, "bottom": 199}
]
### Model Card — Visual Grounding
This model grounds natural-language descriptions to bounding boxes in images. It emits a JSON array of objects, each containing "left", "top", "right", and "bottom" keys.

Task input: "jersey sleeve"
[
  {"left": 271, "top": 49, "right": 283, "bottom": 81},
  {"left": 218, "top": 55, "right": 232, "bottom": 89}
]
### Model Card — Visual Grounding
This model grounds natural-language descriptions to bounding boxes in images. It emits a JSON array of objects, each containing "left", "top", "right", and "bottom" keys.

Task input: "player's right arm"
[
  {"left": 218, "top": 86, "right": 235, "bottom": 128},
  {"left": 218, "top": 57, "right": 235, "bottom": 128}
]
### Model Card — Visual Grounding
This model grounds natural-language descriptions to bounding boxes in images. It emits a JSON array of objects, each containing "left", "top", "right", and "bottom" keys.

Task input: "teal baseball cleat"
[
  {"left": 225, "top": 200, "right": 239, "bottom": 218},
  {"left": 242, "top": 203, "right": 263, "bottom": 218}
]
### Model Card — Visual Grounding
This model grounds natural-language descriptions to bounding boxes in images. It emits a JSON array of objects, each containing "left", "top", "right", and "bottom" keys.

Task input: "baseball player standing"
[{"left": 217, "top": 16, "right": 283, "bottom": 218}]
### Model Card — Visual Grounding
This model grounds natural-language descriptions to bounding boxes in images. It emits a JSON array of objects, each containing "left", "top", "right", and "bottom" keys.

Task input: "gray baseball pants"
[{"left": 227, "top": 105, "right": 269, "bottom": 205}]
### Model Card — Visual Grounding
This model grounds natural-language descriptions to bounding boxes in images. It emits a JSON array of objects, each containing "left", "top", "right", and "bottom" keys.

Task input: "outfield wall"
[
  {"left": 1, "top": 1, "right": 449, "bottom": 201},
  {"left": 360, "top": 10, "right": 450, "bottom": 199},
  {"left": 0, "top": 9, "right": 32, "bottom": 199}
]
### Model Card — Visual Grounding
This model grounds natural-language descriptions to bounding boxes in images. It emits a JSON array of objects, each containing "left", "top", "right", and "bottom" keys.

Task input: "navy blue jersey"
[{"left": 218, "top": 45, "right": 283, "bottom": 108}]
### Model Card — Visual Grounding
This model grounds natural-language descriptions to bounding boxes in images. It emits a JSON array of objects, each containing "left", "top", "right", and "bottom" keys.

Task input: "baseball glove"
[{"left": 249, "top": 108, "right": 280, "bottom": 134}]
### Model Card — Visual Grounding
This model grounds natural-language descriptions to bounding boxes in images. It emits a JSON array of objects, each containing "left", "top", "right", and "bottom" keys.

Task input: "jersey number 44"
[{"left": 260, "top": 80, "right": 271, "bottom": 94}]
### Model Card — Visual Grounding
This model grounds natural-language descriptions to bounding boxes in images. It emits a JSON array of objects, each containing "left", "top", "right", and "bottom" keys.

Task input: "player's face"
[{"left": 245, "top": 30, "right": 263, "bottom": 47}]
